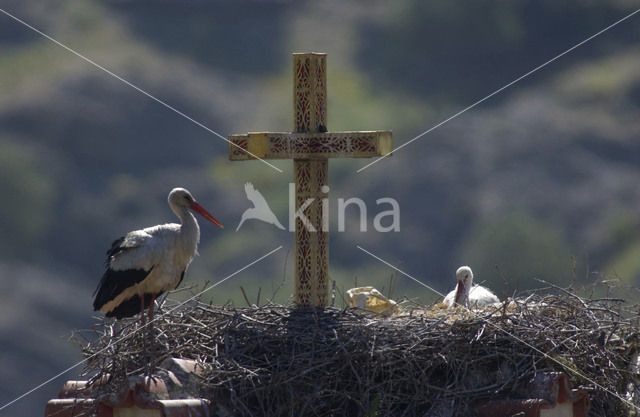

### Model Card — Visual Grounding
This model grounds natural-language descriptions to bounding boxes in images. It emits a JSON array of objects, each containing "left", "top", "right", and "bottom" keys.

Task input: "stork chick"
[{"left": 443, "top": 266, "right": 500, "bottom": 308}]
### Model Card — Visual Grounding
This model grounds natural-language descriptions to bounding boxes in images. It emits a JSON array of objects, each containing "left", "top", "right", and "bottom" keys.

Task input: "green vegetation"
[
  {"left": 461, "top": 211, "right": 575, "bottom": 293},
  {"left": 1, "top": 0, "right": 638, "bottom": 294},
  {"left": 1, "top": 2, "right": 640, "bottom": 413},
  {"left": 0, "top": 141, "right": 54, "bottom": 257}
]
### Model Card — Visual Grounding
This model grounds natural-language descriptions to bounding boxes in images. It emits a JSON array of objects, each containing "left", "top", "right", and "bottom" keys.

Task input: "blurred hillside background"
[{"left": 1, "top": 0, "right": 640, "bottom": 414}]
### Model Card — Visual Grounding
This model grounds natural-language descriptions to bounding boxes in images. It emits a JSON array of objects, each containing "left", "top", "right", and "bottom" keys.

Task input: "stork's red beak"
[
  {"left": 454, "top": 281, "right": 465, "bottom": 306},
  {"left": 190, "top": 201, "right": 224, "bottom": 228}
]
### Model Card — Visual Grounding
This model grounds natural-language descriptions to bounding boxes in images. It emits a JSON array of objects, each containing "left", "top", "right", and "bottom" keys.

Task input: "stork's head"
[
  {"left": 454, "top": 266, "right": 473, "bottom": 307},
  {"left": 169, "top": 188, "right": 196, "bottom": 208},
  {"left": 169, "top": 188, "right": 224, "bottom": 228}
]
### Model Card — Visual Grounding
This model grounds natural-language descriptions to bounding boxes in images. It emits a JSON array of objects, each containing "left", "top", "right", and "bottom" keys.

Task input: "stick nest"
[{"left": 77, "top": 290, "right": 640, "bottom": 417}]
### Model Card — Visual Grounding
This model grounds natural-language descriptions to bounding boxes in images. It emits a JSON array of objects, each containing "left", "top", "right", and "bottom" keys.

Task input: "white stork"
[
  {"left": 443, "top": 266, "right": 500, "bottom": 308},
  {"left": 93, "top": 187, "right": 223, "bottom": 321}
]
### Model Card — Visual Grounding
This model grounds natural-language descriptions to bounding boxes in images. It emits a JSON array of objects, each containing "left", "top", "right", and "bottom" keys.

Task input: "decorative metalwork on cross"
[{"left": 229, "top": 52, "right": 392, "bottom": 308}]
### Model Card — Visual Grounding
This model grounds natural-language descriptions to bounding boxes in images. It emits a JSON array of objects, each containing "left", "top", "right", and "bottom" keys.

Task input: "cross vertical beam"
[
  {"left": 229, "top": 52, "right": 392, "bottom": 309},
  {"left": 293, "top": 53, "right": 328, "bottom": 307}
]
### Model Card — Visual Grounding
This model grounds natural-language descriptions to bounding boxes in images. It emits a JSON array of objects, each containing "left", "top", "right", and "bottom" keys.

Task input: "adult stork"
[
  {"left": 443, "top": 266, "right": 500, "bottom": 308},
  {"left": 93, "top": 187, "right": 223, "bottom": 322}
]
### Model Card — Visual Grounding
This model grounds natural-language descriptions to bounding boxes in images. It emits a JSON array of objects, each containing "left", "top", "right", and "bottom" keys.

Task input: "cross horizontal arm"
[{"left": 229, "top": 130, "right": 392, "bottom": 160}]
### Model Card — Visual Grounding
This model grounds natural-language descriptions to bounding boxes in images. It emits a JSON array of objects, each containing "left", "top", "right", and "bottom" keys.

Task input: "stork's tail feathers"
[
  {"left": 102, "top": 293, "right": 161, "bottom": 319},
  {"left": 93, "top": 267, "right": 152, "bottom": 317}
]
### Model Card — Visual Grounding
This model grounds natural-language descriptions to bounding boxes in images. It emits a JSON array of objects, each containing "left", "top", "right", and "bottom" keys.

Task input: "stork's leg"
[
  {"left": 139, "top": 295, "right": 146, "bottom": 326},
  {"left": 148, "top": 293, "right": 157, "bottom": 323},
  {"left": 145, "top": 293, "right": 159, "bottom": 384},
  {"left": 137, "top": 294, "right": 152, "bottom": 381},
  {"left": 138, "top": 293, "right": 151, "bottom": 378}
]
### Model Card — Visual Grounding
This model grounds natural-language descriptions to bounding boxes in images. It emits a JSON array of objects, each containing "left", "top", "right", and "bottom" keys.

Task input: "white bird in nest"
[
  {"left": 93, "top": 187, "right": 224, "bottom": 322},
  {"left": 443, "top": 266, "right": 500, "bottom": 308}
]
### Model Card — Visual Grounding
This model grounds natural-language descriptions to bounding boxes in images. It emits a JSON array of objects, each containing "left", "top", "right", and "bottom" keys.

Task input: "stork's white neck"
[
  {"left": 176, "top": 210, "right": 200, "bottom": 264},
  {"left": 181, "top": 209, "right": 200, "bottom": 237},
  {"left": 171, "top": 204, "right": 201, "bottom": 246}
]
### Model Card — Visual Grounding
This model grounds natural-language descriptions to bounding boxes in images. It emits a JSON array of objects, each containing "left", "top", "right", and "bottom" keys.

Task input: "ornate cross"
[{"left": 229, "top": 52, "right": 392, "bottom": 308}]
